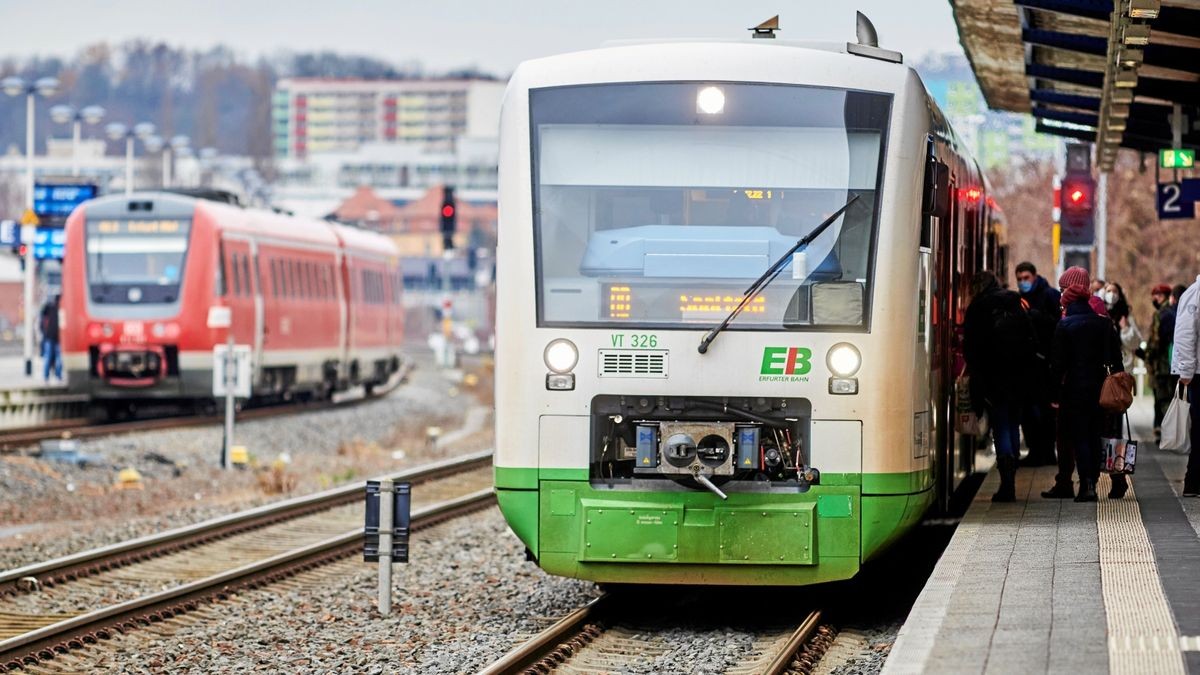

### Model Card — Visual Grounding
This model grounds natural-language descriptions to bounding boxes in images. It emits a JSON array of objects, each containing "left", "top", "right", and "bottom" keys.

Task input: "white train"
[{"left": 494, "top": 20, "right": 1007, "bottom": 585}]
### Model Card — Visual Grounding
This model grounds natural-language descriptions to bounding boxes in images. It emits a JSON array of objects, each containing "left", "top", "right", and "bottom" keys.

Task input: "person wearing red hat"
[
  {"left": 1146, "top": 283, "right": 1179, "bottom": 439},
  {"left": 1044, "top": 266, "right": 1124, "bottom": 502}
]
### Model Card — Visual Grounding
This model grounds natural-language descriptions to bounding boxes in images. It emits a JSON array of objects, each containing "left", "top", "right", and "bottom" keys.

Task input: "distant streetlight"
[
  {"left": 159, "top": 135, "right": 190, "bottom": 188},
  {"left": 105, "top": 121, "right": 157, "bottom": 195},
  {"left": 2, "top": 75, "right": 60, "bottom": 377},
  {"left": 50, "top": 104, "right": 105, "bottom": 177}
]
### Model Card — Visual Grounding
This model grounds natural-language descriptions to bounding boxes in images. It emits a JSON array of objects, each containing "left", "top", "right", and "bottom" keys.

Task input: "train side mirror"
[{"left": 923, "top": 159, "right": 951, "bottom": 220}]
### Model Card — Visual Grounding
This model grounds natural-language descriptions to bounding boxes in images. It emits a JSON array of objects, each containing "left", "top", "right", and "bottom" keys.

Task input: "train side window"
[
  {"left": 242, "top": 255, "right": 252, "bottom": 296},
  {"left": 231, "top": 252, "right": 242, "bottom": 297},
  {"left": 216, "top": 244, "right": 228, "bottom": 297},
  {"left": 288, "top": 260, "right": 296, "bottom": 298},
  {"left": 307, "top": 262, "right": 315, "bottom": 299},
  {"left": 270, "top": 260, "right": 278, "bottom": 298}
]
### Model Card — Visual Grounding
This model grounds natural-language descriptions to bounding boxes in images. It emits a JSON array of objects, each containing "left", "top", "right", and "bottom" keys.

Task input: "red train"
[{"left": 60, "top": 191, "right": 404, "bottom": 415}]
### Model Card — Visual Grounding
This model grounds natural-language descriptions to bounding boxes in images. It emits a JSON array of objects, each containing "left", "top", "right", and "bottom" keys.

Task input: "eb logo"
[{"left": 760, "top": 347, "right": 812, "bottom": 376}]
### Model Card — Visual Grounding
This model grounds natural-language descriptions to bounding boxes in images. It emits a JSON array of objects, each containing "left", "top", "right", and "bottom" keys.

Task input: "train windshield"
[
  {"left": 530, "top": 82, "right": 890, "bottom": 330},
  {"left": 85, "top": 218, "right": 192, "bottom": 304}
]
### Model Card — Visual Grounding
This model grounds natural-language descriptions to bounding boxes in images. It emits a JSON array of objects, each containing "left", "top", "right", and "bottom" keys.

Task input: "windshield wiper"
[{"left": 697, "top": 194, "right": 860, "bottom": 355}]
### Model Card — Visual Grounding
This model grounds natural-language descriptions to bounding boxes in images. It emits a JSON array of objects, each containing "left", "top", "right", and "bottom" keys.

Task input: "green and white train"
[{"left": 494, "top": 24, "right": 1007, "bottom": 585}]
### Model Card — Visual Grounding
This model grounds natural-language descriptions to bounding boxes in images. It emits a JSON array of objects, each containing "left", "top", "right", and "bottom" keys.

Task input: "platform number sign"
[{"left": 1158, "top": 181, "right": 1197, "bottom": 220}]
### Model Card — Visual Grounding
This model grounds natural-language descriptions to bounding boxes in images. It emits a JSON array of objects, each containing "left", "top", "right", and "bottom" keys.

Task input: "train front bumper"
[{"left": 498, "top": 477, "right": 864, "bottom": 586}]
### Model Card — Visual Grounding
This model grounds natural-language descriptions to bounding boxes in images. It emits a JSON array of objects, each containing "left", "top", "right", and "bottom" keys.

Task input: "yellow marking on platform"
[{"left": 1097, "top": 475, "right": 1186, "bottom": 673}]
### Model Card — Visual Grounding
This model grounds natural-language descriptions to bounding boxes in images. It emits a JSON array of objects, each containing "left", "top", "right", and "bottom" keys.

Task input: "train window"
[
  {"left": 270, "top": 260, "right": 278, "bottom": 298},
  {"left": 216, "top": 244, "right": 228, "bottom": 297},
  {"left": 242, "top": 255, "right": 252, "bottom": 296},
  {"left": 529, "top": 82, "right": 889, "bottom": 330},
  {"left": 231, "top": 252, "right": 242, "bottom": 297}
]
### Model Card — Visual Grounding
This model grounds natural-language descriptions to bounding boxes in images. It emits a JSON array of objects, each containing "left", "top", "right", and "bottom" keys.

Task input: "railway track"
[
  {"left": 0, "top": 450, "right": 494, "bottom": 671},
  {"left": 0, "top": 365, "right": 411, "bottom": 452},
  {"left": 479, "top": 594, "right": 833, "bottom": 675}
]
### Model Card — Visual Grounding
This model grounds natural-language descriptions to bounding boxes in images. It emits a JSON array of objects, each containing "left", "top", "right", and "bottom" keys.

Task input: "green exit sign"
[{"left": 1160, "top": 148, "right": 1195, "bottom": 168}]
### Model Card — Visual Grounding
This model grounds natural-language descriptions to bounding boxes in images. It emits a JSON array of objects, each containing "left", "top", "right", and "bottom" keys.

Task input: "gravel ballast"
[
  {"left": 53, "top": 507, "right": 601, "bottom": 674},
  {"left": 0, "top": 353, "right": 492, "bottom": 571}
]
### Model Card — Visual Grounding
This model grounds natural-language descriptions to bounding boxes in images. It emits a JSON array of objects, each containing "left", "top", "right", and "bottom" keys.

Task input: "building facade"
[{"left": 272, "top": 78, "right": 506, "bottom": 158}]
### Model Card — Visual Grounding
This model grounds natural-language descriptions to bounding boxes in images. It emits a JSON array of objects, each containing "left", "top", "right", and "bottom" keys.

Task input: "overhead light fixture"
[
  {"left": 1124, "top": 24, "right": 1152, "bottom": 45},
  {"left": 1129, "top": 0, "right": 1160, "bottom": 19},
  {"left": 1111, "top": 89, "right": 1134, "bottom": 104},
  {"left": 1105, "top": 133, "right": 1124, "bottom": 144},
  {"left": 1120, "top": 48, "right": 1144, "bottom": 67},
  {"left": 1108, "top": 119, "right": 1127, "bottom": 131},
  {"left": 1115, "top": 70, "right": 1139, "bottom": 88},
  {"left": 1110, "top": 104, "right": 1131, "bottom": 119}
]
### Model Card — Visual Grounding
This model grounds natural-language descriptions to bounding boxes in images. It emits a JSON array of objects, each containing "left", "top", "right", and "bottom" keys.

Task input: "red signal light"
[
  {"left": 441, "top": 204, "right": 455, "bottom": 218},
  {"left": 1068, "top": 189, "right": 1085, "bottom": 204},
  {"left": 17, "top": 244, "right": 27, "bottom": 257}
]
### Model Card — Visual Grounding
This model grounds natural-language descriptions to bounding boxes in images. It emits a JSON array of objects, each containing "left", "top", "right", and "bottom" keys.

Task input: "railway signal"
[
  {"left": 1059, "top": 172, "right": 1095, "bottom": 246},
  {"left": 440, "top": 186, "right": 457, "bottom": 251}
]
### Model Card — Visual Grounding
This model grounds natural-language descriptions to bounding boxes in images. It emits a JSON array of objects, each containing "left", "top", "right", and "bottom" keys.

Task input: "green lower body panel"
[
  {"left": 494, "top": 466, "right": 934, "bottom": 586},
  {"left": 531, "top": 480, "right": 861, "bottom": 586}
]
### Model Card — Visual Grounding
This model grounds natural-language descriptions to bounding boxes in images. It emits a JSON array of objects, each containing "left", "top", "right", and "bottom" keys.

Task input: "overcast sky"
[{"left": 1, "top": 1, "right": 965, "bottom": 72}]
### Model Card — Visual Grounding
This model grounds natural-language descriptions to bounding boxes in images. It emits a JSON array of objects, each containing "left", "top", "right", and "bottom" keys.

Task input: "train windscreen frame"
[
  {"left": 529, "top": 81, "right": 891, "bottom": 331},
  {"left": 85, "top": 217, "right": 192, "bottom": 304}
]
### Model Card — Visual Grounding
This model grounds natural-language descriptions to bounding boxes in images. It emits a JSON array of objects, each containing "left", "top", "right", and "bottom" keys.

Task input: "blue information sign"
[
  {"left": 32, "top": 227, "right": 67, "bottom": 260},
  {"left": 1157, "top": 180, "right": 1200, "bottom": 220},
  {"left": 33, "top": 183, "right": 97, "bottom": 218}
]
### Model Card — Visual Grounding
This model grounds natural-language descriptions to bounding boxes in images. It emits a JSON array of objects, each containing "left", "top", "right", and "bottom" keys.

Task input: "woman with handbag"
[{"left": 1048, "top": 267, "right": 1125, "bottom": 502}]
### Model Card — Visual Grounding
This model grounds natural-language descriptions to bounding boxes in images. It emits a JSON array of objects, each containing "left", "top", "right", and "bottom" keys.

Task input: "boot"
[
  {"left": 992, "top": 457, "right": 1017, "bottom": 502},
  {"left": 1108, "top": 474, "right": 1129, "bottom": 499},
  {"left": 1041, "top": 480, "right": 1074, "bottom": 499},
  {"left": 1075, "top": 479, "right": 1098, "bottom": 502}
]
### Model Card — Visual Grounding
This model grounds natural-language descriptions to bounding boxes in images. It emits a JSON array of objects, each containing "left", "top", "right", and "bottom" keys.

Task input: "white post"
[
  {"left": 1096, "top": 172, "right": 1108, "bottom": 280},
  {"left": 125, "top": 136, "right": 134, "bottom": 196},
  {"left": 162, "top": 147, "right": 171, "bottom": 188},
  {"left": 71, "top": 119, "right": 81, "bottom": 177},
  {"left": 223, "top": 331, "right": 234, "bottom": 470},
  {"left": 377, "top": 478, "right": 394, "bottom": 616},
  {"left": 22, "top": 92, "right": 35, "bottom": 377}
]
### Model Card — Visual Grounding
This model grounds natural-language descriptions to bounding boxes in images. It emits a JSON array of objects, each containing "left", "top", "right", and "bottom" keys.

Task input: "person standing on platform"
[
  {"left": 964, "top": 270, "right": 1036, "bottom": 502},
  {"left": 1049, "top": 267, "right": 1124, "bottom": 502},
  {"left": 1015, "top": 261, "right": 1061, "bottom": 467},
  {"left": 1174, "top": 274, "right": 1200, "bottom": 497},
  {"left": 38, "top": 295, "right": 62, "bottom": 384},
  {"left": 1102, "top": 281, "right": 1138, "bottom": 499},
  {"left": 1146, "top": 284, "right": 1177, "bottom": 441}
]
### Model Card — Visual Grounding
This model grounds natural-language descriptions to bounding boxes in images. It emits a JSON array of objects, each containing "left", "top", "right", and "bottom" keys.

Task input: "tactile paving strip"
[{"left": 1096, "top": 474, "right": 1187, "bottom": 674}]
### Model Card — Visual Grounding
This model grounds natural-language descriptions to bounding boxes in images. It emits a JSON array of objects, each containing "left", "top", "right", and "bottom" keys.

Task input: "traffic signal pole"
[{"left": 1096, "top": 173, "right": 1108, "bottom": 280}]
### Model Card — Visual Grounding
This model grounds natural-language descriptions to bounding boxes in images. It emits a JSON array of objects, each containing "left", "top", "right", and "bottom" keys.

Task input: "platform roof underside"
[{"left": 952, "top": 0, "right": 1200, "bottom": 167}]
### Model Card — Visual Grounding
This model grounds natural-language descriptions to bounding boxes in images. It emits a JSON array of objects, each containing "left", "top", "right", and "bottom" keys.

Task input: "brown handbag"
[{"left": 1100, "top": 367, "right": 1136, "bottom": 413}]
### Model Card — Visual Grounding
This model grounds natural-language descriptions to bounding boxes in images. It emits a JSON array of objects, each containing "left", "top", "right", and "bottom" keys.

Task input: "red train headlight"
[{"left": 87, "top": 323, "right": 102, "bottom": 339}]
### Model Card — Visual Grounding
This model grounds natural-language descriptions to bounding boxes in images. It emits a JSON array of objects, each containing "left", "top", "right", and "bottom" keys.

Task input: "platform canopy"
[{"left": 951, "top": 0, "right": 1200, "bottom": 170}]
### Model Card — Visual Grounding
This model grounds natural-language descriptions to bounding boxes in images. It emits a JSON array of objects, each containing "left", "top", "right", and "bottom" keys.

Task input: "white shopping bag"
[{"left": 1161, "top": 383, "right": 1191, "bottom": 453}]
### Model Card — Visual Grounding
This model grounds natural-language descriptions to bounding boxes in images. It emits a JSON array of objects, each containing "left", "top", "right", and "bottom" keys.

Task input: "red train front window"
[{"left": 85, "top": 218, "right": 192, "bottom": 304}]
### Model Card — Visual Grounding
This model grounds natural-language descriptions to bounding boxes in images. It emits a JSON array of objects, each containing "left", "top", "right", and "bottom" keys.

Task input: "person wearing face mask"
[
  {"left": 1015, "top": 261, "right": 1060, "bottom": 467},
  {"left": 1145, "top": 284, "right": 1176, "bottom": 442},
  {"left": 1104, "top": 282, "right": 1142, "bottom": 373}
]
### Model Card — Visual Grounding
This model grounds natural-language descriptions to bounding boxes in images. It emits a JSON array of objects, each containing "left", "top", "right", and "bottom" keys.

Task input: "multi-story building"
[{"left": 271, "top": 78, "right": 506, "bottom": 158}]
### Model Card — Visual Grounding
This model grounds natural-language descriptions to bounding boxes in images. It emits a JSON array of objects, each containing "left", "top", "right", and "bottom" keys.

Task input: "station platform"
[
  {"left": 0, "top": 352, "right": 67, "bottom": 392},
  {"left": 885, "top": 398, "right": 1200, "bottom": 675}
]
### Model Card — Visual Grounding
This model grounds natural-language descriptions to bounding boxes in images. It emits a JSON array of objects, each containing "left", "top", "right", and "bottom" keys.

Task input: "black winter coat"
[
  {"left": 1020, "top": 275, "right": 1061, "bottom": 358},
  {"left": 1051, "top": 299, "right": 1123, "bottom": 408},
  {"left": 963, "top": 287, "right": 1035, "bottom": 410}
]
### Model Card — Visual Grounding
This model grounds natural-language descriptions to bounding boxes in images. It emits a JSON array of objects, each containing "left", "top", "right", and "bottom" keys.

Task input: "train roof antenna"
[
  {"left": 855, "top": 11, "right": 878, "bottom": 47},
  {"left": 750, "top": 15, "right": 779, "bottom": 39},
  {"left": 846, "top": 11, "right": 903, "bottom": 63}
]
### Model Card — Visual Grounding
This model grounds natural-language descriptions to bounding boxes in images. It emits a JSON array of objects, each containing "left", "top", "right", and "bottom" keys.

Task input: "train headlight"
[
  {"left": 826, "top": 343, "right": 861, "bottom": 377},
  {"left": 152, "top": 322, "right": 166, "bottom": 338},
  {"left": 543, "top": 339, "right": 578, "bottom": 374},
  {"left": 696, "top": 86, "right": 725, "bottom": 115}
]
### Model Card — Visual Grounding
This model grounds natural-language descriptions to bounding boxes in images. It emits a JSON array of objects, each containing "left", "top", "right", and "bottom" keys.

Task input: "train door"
[
  {"left": 934, "top": 175, "right": 958, "bottom": 511},
  {"left": 221, "top": 237, "right": 258, "bottom": 357}
]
